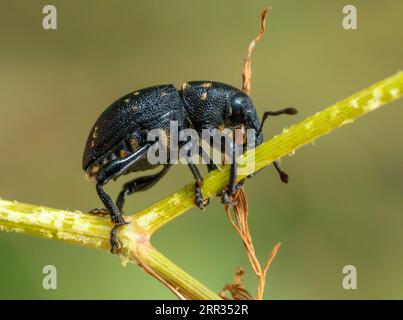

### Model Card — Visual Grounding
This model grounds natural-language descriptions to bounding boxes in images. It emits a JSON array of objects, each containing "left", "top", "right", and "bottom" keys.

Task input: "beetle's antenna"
[{"left": 256, "top": 107, "right": 298, "bottom": 138}]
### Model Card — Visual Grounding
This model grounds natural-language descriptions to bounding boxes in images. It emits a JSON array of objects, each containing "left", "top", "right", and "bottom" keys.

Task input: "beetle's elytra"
[{"left": 82, "top": 81, "right": 297, "bottom": 253}]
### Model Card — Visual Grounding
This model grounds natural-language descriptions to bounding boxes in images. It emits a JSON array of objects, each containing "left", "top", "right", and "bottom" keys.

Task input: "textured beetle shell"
[
  {"left": 180, "top": 81, "right": 240, "bottom": 132},
  {"left": 82, "top": 84, "right": 187, "bottom": 171}
]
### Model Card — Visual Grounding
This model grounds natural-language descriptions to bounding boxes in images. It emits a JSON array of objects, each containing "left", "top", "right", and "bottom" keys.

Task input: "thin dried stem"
[
  {"left": 222, "top": 8, "right": 279, "bottom": 300},
  {"left": 242, "top": 8, "right": 270, "bottom": 95},
  {"left": 219, "top": 267, "right": 253, "bottom": 300},
  {"left": 224, "top": 189, "right": 280, "bottom": 300}
]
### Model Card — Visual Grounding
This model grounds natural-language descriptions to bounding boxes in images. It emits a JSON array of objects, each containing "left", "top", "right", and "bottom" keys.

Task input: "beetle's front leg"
[
  {"left": 220, "top": 138, "right": 240, "bottom": 206},
  {"left": 94, "top": 144, "right": 151, "bottom": 253},
  {"left": 96, "top": 182, "right": 128, "bottom": 253}
]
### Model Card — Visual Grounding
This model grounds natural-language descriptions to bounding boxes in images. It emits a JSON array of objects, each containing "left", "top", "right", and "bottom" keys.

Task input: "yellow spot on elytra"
[
  {"left": 92, "top": 126, "right": 98, "bottom": 139},
  {"left": 90, "top": 165, "right": 100, "bottom": 174},
  {"left": 133, "top": 91, "right": 140, "bottom": 96},
  {"left": 130, "top": 139, "right": 139, "bottom": 150},
  {"left": 201, "top": 82, "right": 212, "bottom": 88},
  {"left": 124, "top": 98, "right": 130, "bottom": 104},
  {"left": 200, "top": 92, "right": 207, "bottom": 101},
  {"left": 161, "top": 92, "right": 168, "bottom": 97},
  {"left": 119, "top": 150, "right": 128, "bottom": 158}
]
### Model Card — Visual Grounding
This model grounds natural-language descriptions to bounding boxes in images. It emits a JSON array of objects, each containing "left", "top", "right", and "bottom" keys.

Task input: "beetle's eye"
[{"left": 230, "top": 94, "right": 247, "bottom": 115}]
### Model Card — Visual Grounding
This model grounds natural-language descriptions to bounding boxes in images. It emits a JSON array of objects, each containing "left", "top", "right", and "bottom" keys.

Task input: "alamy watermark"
[
  {"left": 342, "top": 5, "right": 358, "bottom": 30},
  {"left": 42, "top": 265, "right": 57, "bottom": 290},
  {"left": 42, "top": 5, "right": 57, "bottom": 30},
  {"left": 342, "top": 265, "right": 357, "bottom": 290},
  {"left": 144, "top": 121, "right": 258, "bottom": 175}
]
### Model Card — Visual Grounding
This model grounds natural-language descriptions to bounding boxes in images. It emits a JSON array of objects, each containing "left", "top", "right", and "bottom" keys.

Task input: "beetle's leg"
[
  {"left": 221, "top": 135, "right": 238, "bottom": 206},
  {"left": 96, "top": 183, "right": 126, "bottom": 225},
  {"left": 199, "top": 145, "right": 218, "bottom": 172},
  {"left": 255, "top": 108, "right": 297, "bottom": 184},
  {"left": 96, "top": 183, "right": 128, "bottom": 253},
  {"left": 116, "top": 165, "right": 171, "bottom": 211},
  {"left": 206, "top": 162, "right": 218, "bottom": 172},
  {"left": 201, "top": 145, "right": 245, "bottom": 200},
  {"left": 187, "top": 161, "right": 209, "bottom": 209},
  {"left": 95, "top": 144, "right": 151, "bottom": 253},
  {"left": 207, "top": 163, "right": 218, "bottom": 172}
]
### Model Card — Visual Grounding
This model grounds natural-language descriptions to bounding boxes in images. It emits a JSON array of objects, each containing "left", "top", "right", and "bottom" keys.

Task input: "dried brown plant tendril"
[{"left": 223, "top": 7, "right": 281, "bottom": 300}]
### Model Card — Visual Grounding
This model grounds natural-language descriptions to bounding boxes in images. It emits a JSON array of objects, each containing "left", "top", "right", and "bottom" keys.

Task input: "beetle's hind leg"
[
  {"left": 116, "top": 165, "right": 171, "bottom": 211},
  {"left": 187, "top": 161, "right": 210, "bottom": 209}
]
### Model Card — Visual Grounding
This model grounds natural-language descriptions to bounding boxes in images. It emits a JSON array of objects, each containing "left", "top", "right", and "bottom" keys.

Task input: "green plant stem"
[
  {"left": 0, "top": 199, "right": 220, "bottom": 299},
  {"left": 134, "top": 244, "right": 218, "bottom": 299},
  {"left": 0, "top": 71, "right": 402, "bottom": 299},
  {"left": 0, "top": 200, "right": 111, "bottom": 249}
]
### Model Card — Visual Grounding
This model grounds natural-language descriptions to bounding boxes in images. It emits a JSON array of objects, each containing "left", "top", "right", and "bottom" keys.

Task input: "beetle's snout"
[{"left": 243, "top": 106, "right": 262, "bottom": 147}]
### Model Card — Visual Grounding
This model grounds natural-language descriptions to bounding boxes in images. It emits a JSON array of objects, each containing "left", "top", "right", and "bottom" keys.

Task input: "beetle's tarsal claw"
[
  {"left": 194, "top": 196, "right": 207, "bottom": 209},
  {"left": 202, "top": 198, "right": 210, "bottom": 207},
  {"left": 199, "top": 198, "right": 210, "bottom": 209},
  {"left": 110, "top": 225, "right": 120, "bottom": 254},
  {"left": 109, "top": 217, "right": 130, "bottom": 254},
  {"left": 221, "top": 190, "right": 237, "bottom": 206},
  {"left": 194, "top": 184, "right": 209, "bottom": 209}
]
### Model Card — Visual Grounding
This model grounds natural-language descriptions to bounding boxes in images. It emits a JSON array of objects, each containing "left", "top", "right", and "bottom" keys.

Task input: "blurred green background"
[{"left": 0, "top": 0, "right": 402, "bottom": 299}]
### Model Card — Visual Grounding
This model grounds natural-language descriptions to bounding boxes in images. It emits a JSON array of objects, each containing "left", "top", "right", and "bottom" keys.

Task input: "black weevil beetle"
[{"left": 82, "top": 81, "right": 297, "bottom": 252}]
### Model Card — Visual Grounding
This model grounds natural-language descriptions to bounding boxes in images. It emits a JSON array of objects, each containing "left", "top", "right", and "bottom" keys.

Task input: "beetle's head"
[{"left": 227, "top": 91, "right": 263, "bottom": 146}]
